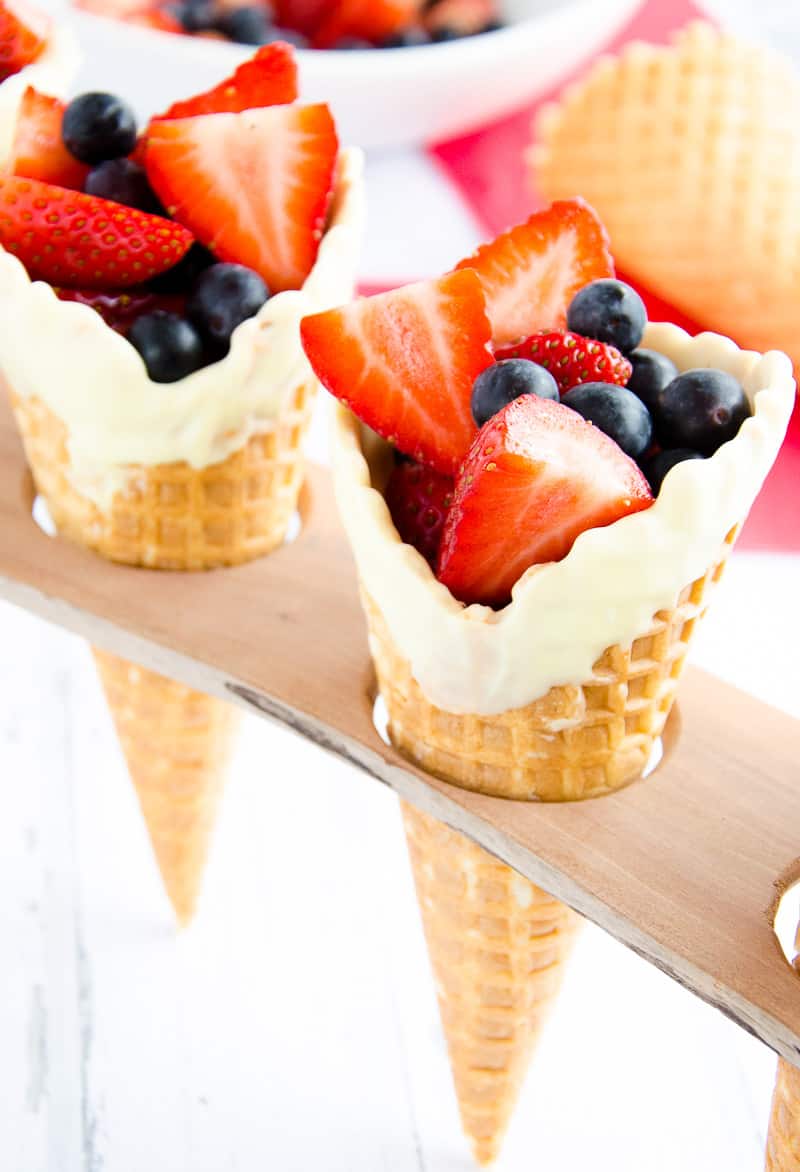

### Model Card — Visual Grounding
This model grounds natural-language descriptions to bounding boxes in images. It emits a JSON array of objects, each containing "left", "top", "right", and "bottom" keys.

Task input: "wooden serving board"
[{"left": 0, "top": 392, "right": 798, "bottom": 1068}]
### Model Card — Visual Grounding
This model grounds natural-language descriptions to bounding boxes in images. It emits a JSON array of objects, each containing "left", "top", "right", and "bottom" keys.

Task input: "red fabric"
[{"left": 422, "top": 0, "right": 798, "bottom": 552}]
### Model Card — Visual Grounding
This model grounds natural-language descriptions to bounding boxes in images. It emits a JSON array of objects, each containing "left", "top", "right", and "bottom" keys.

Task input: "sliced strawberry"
[
  {"left": 437, "top": 394, "right": 654, "bottom": 607},
  {"left": 301, "top": 271, "right": 493, "bottom": 476},
  {"left": 154, "top": 43, "right": 298, "bottom": 120},
  {"left": 455, "top": 198, "right": 614, "bottom": 347},
  {"left": 54, "top": 287, "right": 185, "bottom": 334},
  {"left": 313, "top": 0, "right": 420, "bottom": 47},
  {"left": 273, "top": 0, "right": 328, "bottom": 36},
  {"left": 495, "top": 329, "right": 632, "bottom": 395},
  {"left": 385, "top": 459, "right": 454, "bottom": 567},
  {"left": 8, "top": 87, "right": 90, "bottom": 190},
  {"left": 144, "top": 104, "right": 337, "bottom": 293},
  {"left": 126, "top": 5, "right": 183, "bottom": 32},
  {"left": 0, "top": 176, "right": 194, "bottom": 288},
  {"left": 0, "top": 0, "right": 48, "bottom": 81},
  {"left": 424, "top": 0, "right": 494, "bottom": 36}
]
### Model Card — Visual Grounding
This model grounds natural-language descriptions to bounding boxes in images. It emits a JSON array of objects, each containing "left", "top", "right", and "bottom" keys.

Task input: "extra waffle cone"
[
  {"left": 363, "top": 526, "right": 734, "bottom": 802},
  {"left": 10, "top": 379, "right": 315, "bottom": 570},
  {"left": 767, "top": 1059, "right": 800, "bottom": 1170},
  {"left": 403, "top": 803, "right": 578, "bottom": 1165},
  {"left": 93, "top": 649, "right": 240, "bottom": 926},
  {"left": 532, "top": 22, "right": 800, "bottom": 369}
]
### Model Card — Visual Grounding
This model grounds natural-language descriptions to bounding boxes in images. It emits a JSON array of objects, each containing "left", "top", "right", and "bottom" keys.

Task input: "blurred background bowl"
[{"left": 55, "top": 0, "right": 642, "bottom": 149}]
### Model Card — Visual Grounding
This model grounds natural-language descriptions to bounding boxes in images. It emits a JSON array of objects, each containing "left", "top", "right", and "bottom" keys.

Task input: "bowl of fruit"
[{"left": 60, "top": 0, "right": 643, "bottom": 148}]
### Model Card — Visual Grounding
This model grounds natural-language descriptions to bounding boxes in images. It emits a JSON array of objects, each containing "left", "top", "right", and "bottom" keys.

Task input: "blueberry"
[
  {"left": 381, "top": 26, "right": 430, "bottom": 47},
  {"left": 561, "top": 381, "right": 653, "bottom": 459},
  {"left": 269, "top": 26, "right": 309, "bottom": 47},
  {"left": 128, "top": 312, "right": 205, "bottom": 383},
  {"left": 627, "top": 347, "right": 679, "bottom": 413},
  {"left": 173, "top": 0, "right": 218, "bottom": 30},
  {"left": 471, "top": 359, "right": 559, "bottom": 427},
  {"left": 431, "top": 25, "right": 460, "bottom": 41},
  {"left": 656, "top": 368, "right": 752, "bottom": 455},
  {"left": 566, "top": 278, "right": 647, "bottom": 354},
  {"left": 147, "top": 242, "right": 216, "bottom": 294},
  {"left": 216, "top": 6, "right": 275, "bottom": 42},
  {"left": 62, "top": 92, "right": 138, "bottom": 165},
  {"left": 84, "top": 159, "right": 163, "bottom": 214},
  {"left": 186, "top": 263, "right": 269, "bottom": 355},
  {"left": 641, "top": 448, "right": 705, "bottom": 495}
]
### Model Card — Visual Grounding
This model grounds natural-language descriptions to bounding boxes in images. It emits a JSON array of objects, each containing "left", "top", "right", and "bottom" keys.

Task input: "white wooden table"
[{"left": 4, "top": 8, "right": 800, "bottom": 1163}]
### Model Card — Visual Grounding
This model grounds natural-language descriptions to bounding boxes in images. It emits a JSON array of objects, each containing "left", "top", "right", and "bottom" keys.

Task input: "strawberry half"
[
  {"left": 313, "top": 0, "right": 420, "bottom": 47},
  {"left": 437, "top": 394, "right": 654, "bottom": 608},
  {"left": 54, "top": 287, "right": 185, "bottom": 334},
  {"left": 9, "top": 87, "right": 90, "bottom": 189},
  {"left": 154, "top": 43, "right": 298, "bottom": 120},
  {"left": 301, "top": 271, "right": 493, "bottom": 476},
  {"left": 495, "top": 329, "right": 632, "bottom": 395},
  {"left": 0, "top": 0, "right": 48, "bottom": 82},
  {"left": 273, "top": 0, "right": 328, "bottom": 36},
  {"left": 385, "top": 459, "right": 454, "bottom": 567},
  {"left": 455, "top": 198, "right": 614, "bottom": 347},
  {"left": 0, "top": 176, "right": 194, "bottom": 288},
  {"left": 144, "top": 104, "right": 338, "bottom": 293}
]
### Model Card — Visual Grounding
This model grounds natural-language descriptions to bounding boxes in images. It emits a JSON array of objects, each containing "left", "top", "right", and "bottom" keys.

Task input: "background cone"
[
  {"left": 403, "top": 803, "right": 578, "bottom": 1165},
  {"left": 766, "top": 1059, "right": 800, "bottom": 1170},
  {"left": 93, "top": 649, "right": 240, "bottom": 926}
]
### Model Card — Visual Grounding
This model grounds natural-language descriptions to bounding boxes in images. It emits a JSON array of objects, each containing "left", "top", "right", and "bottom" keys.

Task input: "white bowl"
[{"left": 57, "top": 0, "right": 642, "bottom": 149}]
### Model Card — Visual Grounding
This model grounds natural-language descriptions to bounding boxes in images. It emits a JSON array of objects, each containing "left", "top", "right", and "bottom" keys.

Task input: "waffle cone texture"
[
  {"left": 365, "top": 527, "right": 733, "bottom": 801},
  {"left": 403, "top": 803, "right": 578, "bottom": 1165},
  {"left": 93, "top": 649, "right": 240, "bottom": 925},
  {"left": 532, "top": 22, "right": 800, "bottom": 369},
  {"left": 767, "top": 1059, "right": 800, "bottom": 1171},
  {"left": 11, "top": 380, "right": 314, "bottom": 569}
]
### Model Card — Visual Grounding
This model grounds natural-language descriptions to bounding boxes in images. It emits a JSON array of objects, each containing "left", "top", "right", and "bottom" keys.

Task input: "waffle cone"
[
  {"left": 531, "top": 22, "right": 800, "bottom": 369},
  {"left": 93, "top": 648, "right": 240, "bottom": 925},
  {"left": 364, "top": 527, "right": 734, "bottom": 802},
  {"left": 10, "top": 379, "right": 315, "bottom": 570},
  {"left": 403, "top": 802, "right": 578, "bottom": 1165},
  {"left": 767, "top": 1059, "right": 800, "bottom": 1171}
]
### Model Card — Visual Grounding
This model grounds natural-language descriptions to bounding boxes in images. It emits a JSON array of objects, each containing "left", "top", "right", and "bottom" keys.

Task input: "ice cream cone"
[
  {"left": 766, "top": 1059, "right": 800, "bottom": 1171},
  {"left": 333, "top": 325, "right": 793, "bottom": 1161},
  {"left": 531, "top": 22, "right": 800, "bottom": 369},
  {"left": 92, "top": 649, "right": 239, "bottom": 925},
  {"left": 403, "top": 802, "right": 578, "bottom": 1165}
]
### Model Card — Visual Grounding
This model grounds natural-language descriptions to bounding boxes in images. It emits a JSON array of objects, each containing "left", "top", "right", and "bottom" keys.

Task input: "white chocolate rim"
[
  {"left": 0, "top": 145, "right": 365, "bottom": 509},
  {"left": 332, "top": 325, "right": 795, "bottom": 715},
  {"left": 0, "top": 21, "right": 81, "bottom": 159}
]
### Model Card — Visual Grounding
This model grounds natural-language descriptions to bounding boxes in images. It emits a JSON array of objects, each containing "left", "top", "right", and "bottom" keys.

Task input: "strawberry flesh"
[
  {"left": 455, "top": 198, "right": 614, "bottom": 347},
  {"left": 0, "top": 0, "right": 48, "bottom": 82},
  {"left": 312, "top": 0, "right": 420, "bottom": 47},
  {"left": 385, "top": 459, "right": 454, "bottom": 567},
  {"left": 144, "top": 104, "right": 338, "bottom": 293},
  {"left": 437, "top": 394, "right": 654, "bottom": 608},
  {"left": 9, "top": 87, "right": 90, "bottom": 190},
  {"left": 154, "top": 43, "right": 298, "bottom": 120},
  {"left": 301, "top": 270, "right": 494, "bottom": 476},
  {"left": 0, "top": 175, "right": 194, "bottom": 288},
  {"left": 495, "top": 329, "right": 632, "bottom": 395}
]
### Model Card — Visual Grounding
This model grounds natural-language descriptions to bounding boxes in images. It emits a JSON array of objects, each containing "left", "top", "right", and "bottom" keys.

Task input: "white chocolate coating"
[
  {"left": 0, "top": 146, "right": 364, "bottom": 509},
  {"left": 0, "top": 21, "right": 80, "bottom": 159},
  {"left": 332, "top": 325, "right": 795, "bottom": 715}
]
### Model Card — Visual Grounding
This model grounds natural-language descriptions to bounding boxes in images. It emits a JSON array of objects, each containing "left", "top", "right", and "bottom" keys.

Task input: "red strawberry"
[
  {"left": 301, "top": 271, "right": 493, "bottom": 476},
  {"left": 144, "top": 104, "right": 337, "bottom": 293},
  {"left": 313, "top": 0, "right": 420, "bottom": 47},
  {"left": 272, "top": 0, "right": 328, "bottom": 36},
  {"left": 0, "top": 176, "right": 195, "bottom": 288},
  {"left": 495, "top": 329, "right": 632, "bottom": 395},
  {"left": 154, "top": 43, "right": 298, "bottom": 120},
  {"left": 9, "top": 87, "right": 90, "bottom": 190},
  {"left": 0, "top": 0, "right": 48, "bottom": 82},
  {"left": 385, "top": 460, "right": 454, "bottom": 566},
  {"left": 437, "top": 394, "right": 654, "bottom": 608},
  {"left": 455, "top": 198, "right": 614, "bottom": 347},
  {"left": 54, "top": 287, "right": 185, "bottom": 334}
]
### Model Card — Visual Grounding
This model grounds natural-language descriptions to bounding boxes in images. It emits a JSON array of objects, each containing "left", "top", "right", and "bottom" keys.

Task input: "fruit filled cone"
[
  {"left": 1, "top": 128, "right": 364, "bottom": 920},
  {"left": 403, "top": 802, "right": 579, "bottom": 1165},
  {"left": 531, "top": 22, "right": 800, "bottom": 370},
  {"left": 0, "top": 2, "right": 79, "bottom": 160},
  {"left": 331, "top": 323, "right": 793, "bottom": 1161}
]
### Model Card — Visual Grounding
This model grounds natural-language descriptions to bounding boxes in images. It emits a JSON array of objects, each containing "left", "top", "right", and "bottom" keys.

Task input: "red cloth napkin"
[{"left": 427, "top": 0, "right": 799, "bottom": 553}]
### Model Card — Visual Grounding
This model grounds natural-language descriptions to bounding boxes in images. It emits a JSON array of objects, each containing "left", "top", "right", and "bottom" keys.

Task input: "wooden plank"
[{"left": 0, "top": 393, "right": 799, "bottom": 1068}]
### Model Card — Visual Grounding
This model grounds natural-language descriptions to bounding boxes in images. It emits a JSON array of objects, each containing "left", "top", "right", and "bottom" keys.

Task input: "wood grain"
[{"left": 0, "top": 392, "right": 798, "bottom": 1067}]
